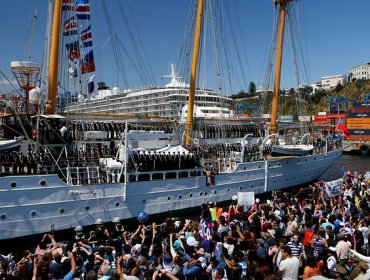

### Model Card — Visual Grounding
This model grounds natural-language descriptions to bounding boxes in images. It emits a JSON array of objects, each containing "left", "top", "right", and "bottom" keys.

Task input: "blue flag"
[{"left": 80, "top": 50, "right": 95, "bottom": 74}]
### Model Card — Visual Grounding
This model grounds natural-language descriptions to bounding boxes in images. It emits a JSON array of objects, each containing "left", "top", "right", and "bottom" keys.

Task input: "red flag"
[
  {"left": 337, "top": 118, "right": 350, "bottom": 139},
  {"left": 65, "top": 41, "right": 80, "bottom": 61}
]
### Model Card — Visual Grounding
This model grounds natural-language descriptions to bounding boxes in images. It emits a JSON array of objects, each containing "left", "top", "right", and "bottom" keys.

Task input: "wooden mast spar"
[
  {"left": 46, "top": 0, "right": 62, "bottom": 114},
  {"left": 184, "top": 0, "right": 204, "bottom": 146},
  {"left": 269, "top": 0, "right": 293, "bottom": 135}
]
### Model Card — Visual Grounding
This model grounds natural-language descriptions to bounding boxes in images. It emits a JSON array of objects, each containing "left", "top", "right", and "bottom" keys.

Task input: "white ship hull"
[{"left": 0, "top": 149, "right": 342, "bottom": 240}]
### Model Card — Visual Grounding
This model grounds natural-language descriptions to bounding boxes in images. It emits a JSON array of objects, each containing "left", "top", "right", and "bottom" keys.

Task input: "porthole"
[
  {"left": 305, "top": 159, "right": 307, "bottom": 162},
  {"left": 268, "top": 164, "right": 271, "bottom": 167},
  {"left": 142, "top": 200, "right": 146, "bottom": 203},
  {"left": 251, "top": 184, "right": 254, "bottom": 188},
  {"left": 39, "top": 180, "right": 47, "bottom": 186},
  {"left": 85, "top": 205, "right": 90, "bottom": 211},
  {"left": 30, "top": 210, "right": 37, "bottom": 217},
  {"left": 205, "top": 192, "right": 208, "bottom": 196},
  {"left": 10, "top": 182, "right": 17, "bottom": 188},
  {"left": 277, "top": 162, "right": 281, "bottom": 166},
  {"left": 0, "top": 213, "right": 7, "bottom": 220},
  {"left": 258, "top": 165, "right": 261, "bottom": 168},
  {"left": 244, "top": 167, "right": 246, "bottom": 170},
  {"left": 168, "top": 196, "right": 171, "bottom": 200},
  {"left": 178, "top": 195, "right": 182, "bottom": 199},
  {"left": 286, "top": 162, "right": 288, "bottom": 165},
  {"left": 213, "top": 190, "right": 217, "bottom": 194},
  {"left": 199, "top": 192, "right": 203, "bottom": 196},
  {"left": 261, "top": 182, "right": 264, "bottom": 186},
  {"left": 239, "top": 186, "right": 242, "bottom": 190},
  {"left": 227, "top": 188, "right": 230, "bottom": 192},
  {"left": 286, "top": 178, "right": 288, "bottom": 181},
  {"left": 115, "top": 201, "right": 120, "bottom": 207},
  {"left": 59, "top": 208, "right": 65, "bottom": 214},
  {"left": 189, "top": 193, "right": 193, "bottom": 198}
]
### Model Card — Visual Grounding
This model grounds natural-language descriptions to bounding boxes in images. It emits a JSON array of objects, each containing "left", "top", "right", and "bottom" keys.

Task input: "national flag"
[
  {"left": 80, "top": 50, "right": 96, "bottom": 74},
  {"left": 87, "top": 74, "right": 97, "bottom": 97},
  {"left": 337, "top": 118, "right": 350, "bottom": 139},
  {"left": 65, "top": 41, "right": 80, "bottom": 61},
  {"left": 80, "top": 25, "right": 93, "bottom": 47},
  {"left": 63, "top": 16, "right": 78, "bottom": 36},
  {"left": 62, "top": 0, "right": 75, "bottom": 11},
  {"left": 75, "top": 0, "right": 91, "bottom": 20}
]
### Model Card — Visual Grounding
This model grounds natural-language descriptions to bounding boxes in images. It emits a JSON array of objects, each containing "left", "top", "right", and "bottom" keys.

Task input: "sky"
[{"left": 0, "top": 0, "right": 369, "bottom": 96}]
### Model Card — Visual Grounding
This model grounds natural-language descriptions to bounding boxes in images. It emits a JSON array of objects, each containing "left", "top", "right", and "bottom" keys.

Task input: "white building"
[
  {"left": 320, "top": 74, "right": 347, "bottom": 90},
  {"left": 350, "top": 63, "right": 370, "bottom": 81}
]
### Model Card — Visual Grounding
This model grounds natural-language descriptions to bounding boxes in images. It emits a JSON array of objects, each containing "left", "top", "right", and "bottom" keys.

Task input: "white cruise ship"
[{"left": 64, "top": 64, "right": 234, "bottom": 120}]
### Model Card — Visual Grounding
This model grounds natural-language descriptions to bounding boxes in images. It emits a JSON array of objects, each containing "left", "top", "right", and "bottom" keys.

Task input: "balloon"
[{"left": 137, "top": 212, "right": 149, "bottom": 224}]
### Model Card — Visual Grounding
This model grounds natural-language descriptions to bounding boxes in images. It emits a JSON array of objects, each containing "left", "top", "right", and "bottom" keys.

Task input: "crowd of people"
[{"left": 1, "top": 170, "right": 370, "bottom": 280}]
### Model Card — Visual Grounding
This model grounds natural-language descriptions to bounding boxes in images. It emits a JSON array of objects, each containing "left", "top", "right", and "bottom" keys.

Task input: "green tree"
[
  {"left": 334, "top": 83, "right": 344, "bottom": 93},
  {"left": 248, "top": 82, "right": 256, "bottom": 96}
]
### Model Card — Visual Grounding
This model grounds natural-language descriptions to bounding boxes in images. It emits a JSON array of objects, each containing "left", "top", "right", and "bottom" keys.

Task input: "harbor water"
[{"left": 319, "top": 153, "right": 369, "bottom": 181}]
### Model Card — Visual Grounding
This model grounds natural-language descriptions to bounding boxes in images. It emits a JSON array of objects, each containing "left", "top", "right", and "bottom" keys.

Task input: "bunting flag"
[
  {"left": 65, "top": 41, "right": 80, "bottom": 61},
  {"left": 80, "top": 25, "right": 93, "bottom": 47},
  {"left": 88, "top": 74, "right": 97, "bottom": 97},
  {"left": 62, "top": 0, "right": 75, "bottom": 11},
  {"left": 337, "top": 118, "right": 350, "bottom": 139},
  {"left": 75, "top": 0, "right": 91, "bottom": 20},
  {"left": 63, "top": 16, "right": 78, "bottom": 36},
  {"left": 80, "top": 50, "right": 96, "bottom": 74}
]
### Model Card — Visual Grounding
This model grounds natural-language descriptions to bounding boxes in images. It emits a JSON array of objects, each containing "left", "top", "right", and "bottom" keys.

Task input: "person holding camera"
[
  {"left": 93, "top": 219, "right": 110, "bottom": 242},
  {"left": 73, "top": 226, "right": 85, "bottom": 243}
]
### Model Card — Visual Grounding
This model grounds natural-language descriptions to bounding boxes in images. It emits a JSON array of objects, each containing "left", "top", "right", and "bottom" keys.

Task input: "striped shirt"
[{"left": 287, "top": 241, "right": 304, "bottom": 257}]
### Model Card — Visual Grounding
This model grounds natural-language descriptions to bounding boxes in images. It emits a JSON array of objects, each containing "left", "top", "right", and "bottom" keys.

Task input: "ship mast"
[
  {"left": 269, "top": 0, "right": 293, "bottom": 135},
  {"left": 184, "top": 0, "right": 204, "bottom": 146},
  {"left": 46, "top": 0, "right": 62, "bottom": 114}
]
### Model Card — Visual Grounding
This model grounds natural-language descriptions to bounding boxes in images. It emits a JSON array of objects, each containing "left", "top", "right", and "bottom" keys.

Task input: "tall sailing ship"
[{"left": 0, "top": 0, "right": 341, "bottom": 240}]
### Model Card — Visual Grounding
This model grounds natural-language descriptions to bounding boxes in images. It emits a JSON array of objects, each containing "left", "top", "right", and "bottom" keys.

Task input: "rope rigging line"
[
  {"left": 116, "top": 0, "right": 156, "bottom": 87},
  {"left": 259, "top": 7, "right": 279, "bottom": 116},
  {"left": 20, "top": 0, "right": 41, "bottom": 61},
  {"left": 231, "top": 1, "right": 253, "bottom": 86},
  {"left": 177, "top": 0, "right": 198, "bottom": 86},
  {"left": 100, "top": 0, "right": 129, "bottom": 89},
  {"left": 286, "top": 3, "right": 309, "bottom": 132},
  {"left": 224, "top": 1, "right": 249, "bottom": 91}
]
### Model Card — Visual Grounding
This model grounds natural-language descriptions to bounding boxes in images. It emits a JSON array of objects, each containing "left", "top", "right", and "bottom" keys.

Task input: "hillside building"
[
  {"left": 350, "top": 63, "right": 370, "bottom": 80},
  {"left": 320, "top": 74, "right": 347, "bottom": 90}
]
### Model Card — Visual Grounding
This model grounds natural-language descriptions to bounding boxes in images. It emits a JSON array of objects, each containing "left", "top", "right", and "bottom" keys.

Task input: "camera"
[{"left": 89, "top": 231, "right": 96, "bottom": 238}]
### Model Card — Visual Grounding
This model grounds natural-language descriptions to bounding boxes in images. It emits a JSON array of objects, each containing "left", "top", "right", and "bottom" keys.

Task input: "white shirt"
[
  {"left": 213, "top": 242, "right": 223, "bottom": 263},
  {"left": 279, "top": 256, "right": 299, "bottom": 280},
  {"left": 60, "top": 126, "right": 68, "bottom": 137},
  {"left": 359, "top": 226, "right": 370, "bottom": 245},
  {"left": 327, "top": 255, "right": 336, "bottom": 271}
]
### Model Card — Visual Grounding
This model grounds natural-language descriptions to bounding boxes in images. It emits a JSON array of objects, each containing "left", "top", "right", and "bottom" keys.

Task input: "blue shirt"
[{"left": 183, "top": 263, "right": 201, "bottom": 278}]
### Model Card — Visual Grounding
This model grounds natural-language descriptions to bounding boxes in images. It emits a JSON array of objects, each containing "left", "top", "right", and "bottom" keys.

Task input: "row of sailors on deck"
[
  {"left": 131, "top": 151, "right": 200, "bottom": 172},
  {"left": 0, "top": 150, "right": 53, "bottom": 175},
  {"left": 203, "top": 124, "right": 265, "bottom": 138},
  {"left": 61, "top": 121, "right": 176, "bottom": 140}
]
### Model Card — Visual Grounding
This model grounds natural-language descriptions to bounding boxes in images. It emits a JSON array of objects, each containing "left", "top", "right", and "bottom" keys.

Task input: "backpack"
[{"left": 303, "top": 229, "right": 314, "bottom": 247}]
